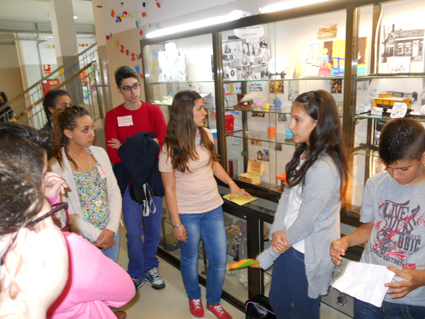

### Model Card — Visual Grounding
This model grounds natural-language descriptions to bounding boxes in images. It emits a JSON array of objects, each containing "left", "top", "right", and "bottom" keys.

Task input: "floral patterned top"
[{"left": 73, "top": 159, "right": 110, "bottom": 240}]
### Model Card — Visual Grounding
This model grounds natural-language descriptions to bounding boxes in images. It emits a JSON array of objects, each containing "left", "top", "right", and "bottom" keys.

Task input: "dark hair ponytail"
[
  {"left": 42, "top": 90, "right": 71, "bottom": 129},
  {"left": 51, "top": 106, "right": 89, "bottom": 169},
  {"left": 286, "top": 90, "right": 348, "bottom": 199}
]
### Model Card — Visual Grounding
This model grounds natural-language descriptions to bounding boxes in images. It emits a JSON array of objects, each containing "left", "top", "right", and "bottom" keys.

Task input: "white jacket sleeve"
[{"left": 49, "top": 155, "right": 102, "bottom": 242}]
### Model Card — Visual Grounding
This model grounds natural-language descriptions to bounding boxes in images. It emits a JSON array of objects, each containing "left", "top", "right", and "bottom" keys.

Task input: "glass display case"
[
  {"left": 218, "top": 10, "right": 348, "bottom": 194},
  {"left": 142, "top": 33, "right": 218, "bottom": 140},
  {"left": 140, "top": 0, "right": 424, "bottom": 313},
  {"left": 346, "top": 0, "right": 425, "bottom": 221}
]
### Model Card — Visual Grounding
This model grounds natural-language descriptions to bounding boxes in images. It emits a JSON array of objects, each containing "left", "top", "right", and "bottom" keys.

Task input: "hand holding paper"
[
  {"left": 332, "top": 261, "right": 395, "bottom": 308},
  {"left": 385, "top": 266, "right": 425, "bottom": 299}
]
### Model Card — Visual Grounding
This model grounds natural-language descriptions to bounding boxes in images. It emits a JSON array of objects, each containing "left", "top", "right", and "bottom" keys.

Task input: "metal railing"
[{"left": 1, "top": 43, "right": 108, "bottom": 128}]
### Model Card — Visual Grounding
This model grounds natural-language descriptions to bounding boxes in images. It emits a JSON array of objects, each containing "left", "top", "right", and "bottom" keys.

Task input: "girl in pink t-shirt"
[{"left": 159, "top": 90, "right": 250, "bottom": 319}]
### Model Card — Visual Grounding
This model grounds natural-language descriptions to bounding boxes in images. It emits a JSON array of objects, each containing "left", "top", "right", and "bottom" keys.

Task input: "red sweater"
[{"left": 104, "top": 102, "right": 167, "bottom": 163}]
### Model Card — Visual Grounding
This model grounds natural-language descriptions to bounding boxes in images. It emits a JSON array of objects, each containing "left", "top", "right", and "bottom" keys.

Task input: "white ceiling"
[{"left": 0, "top": 0, "right": 94, "bottom": 25}]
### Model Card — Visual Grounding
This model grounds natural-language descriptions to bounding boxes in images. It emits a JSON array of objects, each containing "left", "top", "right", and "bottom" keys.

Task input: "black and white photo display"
[{"left": 222, "top": 37, "right": 271, "bottom": 81}]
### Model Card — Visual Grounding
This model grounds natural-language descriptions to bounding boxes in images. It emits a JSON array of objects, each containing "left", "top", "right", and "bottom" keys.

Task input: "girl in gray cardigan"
[{"left": 254, "top": 90, "right": 348, "bottom": 319}]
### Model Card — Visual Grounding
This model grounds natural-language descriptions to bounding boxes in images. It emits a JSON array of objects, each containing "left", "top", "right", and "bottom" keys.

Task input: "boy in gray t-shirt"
[{"left": 331, "top": 118, "right": 425, "bottom": 318}]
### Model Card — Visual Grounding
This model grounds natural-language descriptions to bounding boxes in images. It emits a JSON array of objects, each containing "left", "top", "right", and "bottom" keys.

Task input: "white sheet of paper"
[
  {"left": 332, "top": 261, "right": 395, "bottom": 308},
  {"left": 117, "top": 115, "right": 133, "bottom": 127}
]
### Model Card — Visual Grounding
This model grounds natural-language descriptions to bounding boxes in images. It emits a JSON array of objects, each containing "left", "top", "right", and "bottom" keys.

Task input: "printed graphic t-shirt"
[{"left": 360, "top": 171, "right": 425, "bottom": 306}]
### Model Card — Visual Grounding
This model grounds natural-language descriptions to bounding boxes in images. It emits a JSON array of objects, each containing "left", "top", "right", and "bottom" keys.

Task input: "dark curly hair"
[
  {"left": 42, "top": 90, "right": 71, "bottom": 129},
  {"left": 379, "top": 118, "right": 425, "bottom": 166},
  {"left": 115, "top": 66, "right": 139, "bottom": 87},
  {"left": 0, "top": 159, "right": 44, "bottom": 237},
  {"left": 0, "top": 123, "right": 51, "bottom": 187}
]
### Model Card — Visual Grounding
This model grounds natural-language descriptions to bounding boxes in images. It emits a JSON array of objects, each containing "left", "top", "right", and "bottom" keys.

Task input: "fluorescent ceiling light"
[
  {"left": 259, "top": 0, "right": 329, "bottom": 14},
  {"left": 146, "top": 10, "right": 246, "bottom": 39},
  {"left": 73, "top": 13, "right": 79, "bottom": 20}
]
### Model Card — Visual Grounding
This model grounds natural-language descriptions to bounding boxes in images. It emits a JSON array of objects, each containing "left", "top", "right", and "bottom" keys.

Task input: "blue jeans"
[
  {"left": 102, "top": 230, "right": 120, "bottom": 262},
  {"left": 269, "top": 248, "right": 321, "bottom": 319},
  {"left": 179, "top": 206, "right": 227, "bottom": 306},
  {"left": 122, "top": 186, "right": 163, "bottom": 279},
  {"left": 355, "top": 298, "right": 425, "bottom": 318}
]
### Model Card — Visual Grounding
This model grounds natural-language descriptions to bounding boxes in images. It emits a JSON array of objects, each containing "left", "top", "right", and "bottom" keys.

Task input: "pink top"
[
  {"left": 47, "top": 233, "right": 135, "bottom": 319},
  {"left": 158, "top": 129, "right": 223, "bottom": 214}
]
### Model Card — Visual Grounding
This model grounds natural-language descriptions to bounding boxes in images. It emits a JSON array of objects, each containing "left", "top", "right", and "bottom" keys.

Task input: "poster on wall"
[
  {"left": 270, "top": 81, "right": 284, "bottom": 94},
  {"left": 387, "top": 56, "right": 411, "bottom": 73},
  {"left": 331, "top": 79, "right": 343, "bottom": 93},
  {"left": 288, "top": 81, "right": 299, "bottom": 102},
  {"left": 223, "top": 37, "right": 270, "bottom": 81},
  {"left": 158, "top": 48, "right": 186, "bottom": 82},
  {"left": 381, "top": 25, "right": 424, "bottom": 63},
  {"left": 317, "top": 24, "right": 337, "bottom": 40},
  {"left": 306, "top": 43, "right": 321, "bottom": 66}
]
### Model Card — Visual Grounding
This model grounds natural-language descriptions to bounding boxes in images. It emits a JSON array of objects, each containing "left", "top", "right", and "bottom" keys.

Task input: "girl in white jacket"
[{"left": 49, "top": 106, "right": 122, "bottom": 261}]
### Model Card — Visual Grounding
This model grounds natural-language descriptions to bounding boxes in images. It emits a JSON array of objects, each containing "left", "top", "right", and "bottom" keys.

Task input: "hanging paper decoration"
[
  {"left": 120, "top": 45, "right": 124, "bottom": 53},
  {"left": 139, "top": 30, "right": 144, "bottom": 36},
  {"left": 126, "top": 50, "right": 129, "bottom": 56},
  {"left": 115, "top": 42, "right": 119, "bottom": 49},
  {"left": 156, "top": 23, "right": 160, "bottom": 29},
  {"left": 143, "top": 2, "right": 146, "bottom": 7},
  {"left": 227, "top": 259, "right": 259, "bottom": 271},
  {"left": 131, "top": 53, "right": 136, "bottom": 61},
  {"left": 123, "top": 11, "right": 128, "bottom": 16},
  {"left": 111, "top": 10, "right": 115, "bottom": 17},
  {"left": 116, "top": 16, "right": 122, "bottom": 23},
  {"left": 136, "top": 20, "right": 139, "bottom": 28},
  {"left": 142, "top": 12, "right": 147, "bottom": 17},
  {"left": 135, "top": 65, "right": 144, "bottom": 79},
  {"left": 156, "top": 0, "right": 161, "bottom": 8}
]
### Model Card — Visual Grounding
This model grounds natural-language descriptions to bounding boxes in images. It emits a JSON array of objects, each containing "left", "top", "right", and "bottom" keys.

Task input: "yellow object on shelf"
[{"left": 238, "top": 160, "right": 265, "bottom": 185}]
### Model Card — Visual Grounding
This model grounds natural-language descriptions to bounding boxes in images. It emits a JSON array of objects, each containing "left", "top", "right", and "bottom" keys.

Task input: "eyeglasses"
[
  {"left": 27, "top": 202, "right": 69, "bottom": 230},
  {"left": 0, "top": 202, "right": 69, "bottom": 266},
  {"left": 120, "top": 82, "right": 140, "bottom": 91}
]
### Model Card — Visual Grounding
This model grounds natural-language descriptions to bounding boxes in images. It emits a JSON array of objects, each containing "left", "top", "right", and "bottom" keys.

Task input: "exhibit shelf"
[
  {"left": 225, "top": 130, "right": 296, "bottom": 146},
  {"left": 223, "top": 107, "right": 291, "bottom": 114},
  {"left": 148, "top": 80, "right": 215, "bottom": 85},
  {"left": 352, "top": 150, "right": 380, "bottom": 158},
  {"left": 356, "top": 73, "right": 425, "bottom": 80},
  {"left": 222, "top": 75, "right": 345, "bottom": 83},
  {"left": 354, "top": 113, "right": 425, "bottom": 122}
]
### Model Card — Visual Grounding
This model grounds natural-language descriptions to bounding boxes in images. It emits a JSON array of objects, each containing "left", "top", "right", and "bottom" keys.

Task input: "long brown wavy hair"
[
  {"left": 51, "top": 106, "right": 89, "bottom": 170},
  {"left": 286, "top": 90, "right": 348, "bottom": 199},
  {"left": 163, "top": 90, "right": 217, "bottom": 173}
]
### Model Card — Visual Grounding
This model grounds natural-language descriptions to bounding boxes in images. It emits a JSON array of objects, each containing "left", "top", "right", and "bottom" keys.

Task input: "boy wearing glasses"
[{"left": 105, "top": 66, "right": 167, "bottom": 291}]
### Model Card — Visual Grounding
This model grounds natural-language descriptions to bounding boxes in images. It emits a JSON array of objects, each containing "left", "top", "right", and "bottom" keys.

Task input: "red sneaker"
[
  {"left": 206, "top": 303, "right": 232, "bottom": 319},
  {"left": 189, "top": 298, "right": 204, "bottom": 319}
]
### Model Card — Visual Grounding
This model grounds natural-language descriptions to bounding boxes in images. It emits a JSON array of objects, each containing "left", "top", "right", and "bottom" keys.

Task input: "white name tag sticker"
[{"left": 117, "top": 115, "right": 133, "bottom": 127}]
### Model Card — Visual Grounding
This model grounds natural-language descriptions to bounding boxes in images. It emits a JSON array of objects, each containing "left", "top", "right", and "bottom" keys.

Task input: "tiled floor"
[{"left": 115, "top": 227, "right": 352, "bottom": 318}]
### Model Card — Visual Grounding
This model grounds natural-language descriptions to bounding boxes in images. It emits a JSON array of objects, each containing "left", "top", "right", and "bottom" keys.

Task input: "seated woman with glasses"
[
  {"left": 0, "top": 123, "right": 135, "bottom": 319},
  {"left": 49, "top": 106, "right": 122, "bottom": 262}
]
